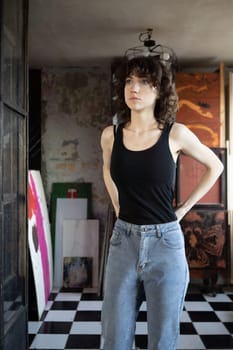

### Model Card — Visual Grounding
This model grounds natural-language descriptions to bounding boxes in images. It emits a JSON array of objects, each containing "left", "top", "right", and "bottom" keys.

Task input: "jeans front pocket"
[
  {"left": 162, "top": 227, "right": 184, "bottom": 249},
  {"left": 110, "top": 228, "right": 122, "bottom": 246}
]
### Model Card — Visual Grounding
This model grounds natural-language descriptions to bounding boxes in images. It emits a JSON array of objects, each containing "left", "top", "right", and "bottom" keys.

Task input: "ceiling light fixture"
[{"left": 125, "top": 28, "right": 178, "bottom": 68}]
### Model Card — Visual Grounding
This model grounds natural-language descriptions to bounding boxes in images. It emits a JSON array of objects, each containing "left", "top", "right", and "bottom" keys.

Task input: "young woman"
[{"left": 100, "top": 56, "right": 224, "bottom": 350}]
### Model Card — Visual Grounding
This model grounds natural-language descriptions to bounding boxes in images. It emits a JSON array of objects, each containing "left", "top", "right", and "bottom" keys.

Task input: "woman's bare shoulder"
[
  {"left": 170, "top": 122, "right": 199, "bottom": 142},
  {"left": 102, "top": 125, "right": 114, "bottom": 137},
  {"left": 171, "top": 122, "right": 189, "bottom": 135},
  {"left": 101, "top": 125, "right": 114, "bottom": 148},
  {"left": 169, "top": 122, "right": 202, "bottom": 155}
]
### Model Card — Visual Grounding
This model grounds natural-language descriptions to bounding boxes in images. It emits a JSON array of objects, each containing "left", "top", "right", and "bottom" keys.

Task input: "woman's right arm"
[{"left": 101, "top": 126, "right": 120, "bottom": 217}]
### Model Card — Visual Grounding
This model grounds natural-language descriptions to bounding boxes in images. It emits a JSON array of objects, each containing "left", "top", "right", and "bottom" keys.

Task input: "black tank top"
[{"left": 110, "top": 123, "right": 177, "bottom": 224}]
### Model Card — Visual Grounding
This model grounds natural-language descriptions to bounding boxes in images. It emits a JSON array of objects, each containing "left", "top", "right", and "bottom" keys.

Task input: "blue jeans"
[{"left": 101, "top": 218, "right": 189, "bottom": 350}]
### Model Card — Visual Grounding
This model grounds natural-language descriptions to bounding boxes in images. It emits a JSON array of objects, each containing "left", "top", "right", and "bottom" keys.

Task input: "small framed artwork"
[
  {"left": 63, "top": 257, "right": 92, "bottom": 289},
  {"left": 180, "top": 209, "right": 228, "bottom": 270},
  {"left": 175, "top": 148, "right": 227, "bottom": 209}
]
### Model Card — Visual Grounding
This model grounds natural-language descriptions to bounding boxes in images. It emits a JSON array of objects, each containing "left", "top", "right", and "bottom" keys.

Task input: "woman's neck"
[{"left": 127, "top": 110, "right": 158, "bottom": 132}]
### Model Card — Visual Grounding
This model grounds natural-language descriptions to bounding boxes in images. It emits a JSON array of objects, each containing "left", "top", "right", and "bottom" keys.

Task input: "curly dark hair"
[{"left": 111, "top": 56, "right": 179, "bottom": 128}]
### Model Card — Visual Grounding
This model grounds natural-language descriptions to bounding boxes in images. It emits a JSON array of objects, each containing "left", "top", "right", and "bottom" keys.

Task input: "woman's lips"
[{"left": 129, "top": 96, "right": 141, "bottom": 100}]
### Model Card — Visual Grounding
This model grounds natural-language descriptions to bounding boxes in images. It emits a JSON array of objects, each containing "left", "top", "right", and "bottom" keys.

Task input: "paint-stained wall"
[{"left": 41, "top": 67, "right": 111, "bottom": 226}]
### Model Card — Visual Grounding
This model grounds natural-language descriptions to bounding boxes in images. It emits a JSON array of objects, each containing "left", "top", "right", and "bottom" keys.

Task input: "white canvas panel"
[
  {"left": 63, "top": 219, "right": 99, "bottom": 289},
  {"left": 54, "top": 199, "right": 88, "bottom": 288}
]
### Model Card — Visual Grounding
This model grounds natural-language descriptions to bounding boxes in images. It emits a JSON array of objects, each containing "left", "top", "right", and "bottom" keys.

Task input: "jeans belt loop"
[{"left": 156, "top": 226, "right": 162, "bottom": 238}]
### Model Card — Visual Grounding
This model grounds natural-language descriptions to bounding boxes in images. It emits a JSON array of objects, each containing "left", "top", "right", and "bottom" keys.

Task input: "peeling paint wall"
[{"left": 41, "top": 67, "right": 111, "bottom": 226}]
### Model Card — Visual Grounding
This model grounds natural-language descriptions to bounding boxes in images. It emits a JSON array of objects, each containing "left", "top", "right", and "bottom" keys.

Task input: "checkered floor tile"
[{"left": 28, "top": 287, "right": 233, "bottom": 349}]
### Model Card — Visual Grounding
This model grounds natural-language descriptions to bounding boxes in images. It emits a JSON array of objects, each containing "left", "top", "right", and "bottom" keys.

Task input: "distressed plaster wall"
[{"left": 41, "top": 67, "right": 111, "bottom": 228}]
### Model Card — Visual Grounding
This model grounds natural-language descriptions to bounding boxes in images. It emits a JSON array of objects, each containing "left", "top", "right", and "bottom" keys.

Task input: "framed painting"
[
  {"left": 175, "top": 148, "right": 227, "bottom": 209},
  {"left": 63, "top": 257, "right": 93, "bottom": 288},
  {"left": 180, "top": 209, "right": 228, "bottom": 270}
]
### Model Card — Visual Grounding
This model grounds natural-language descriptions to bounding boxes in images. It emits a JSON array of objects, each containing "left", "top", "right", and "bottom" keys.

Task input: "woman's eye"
[
  {"left": 125, "top": 78, "right": 131, "bottom": 85},
  {"left": 141, "top": 79, "right": 149, "bottom": 85}
]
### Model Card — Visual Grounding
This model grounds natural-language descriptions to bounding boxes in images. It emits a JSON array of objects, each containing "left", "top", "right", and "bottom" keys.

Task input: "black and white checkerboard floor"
[{"left": 28, "top": 287, "right": 233, "bottom": 350}]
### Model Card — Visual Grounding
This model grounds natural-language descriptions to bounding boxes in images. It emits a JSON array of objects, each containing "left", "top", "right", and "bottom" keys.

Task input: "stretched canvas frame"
[{"left": 176, "top": 147, "right": 227, "bottom": 209}]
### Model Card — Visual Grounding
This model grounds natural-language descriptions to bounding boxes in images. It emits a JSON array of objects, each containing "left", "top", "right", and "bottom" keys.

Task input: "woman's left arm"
[{"left": 171, "top": 123, "right": 224, "bottom": 221}]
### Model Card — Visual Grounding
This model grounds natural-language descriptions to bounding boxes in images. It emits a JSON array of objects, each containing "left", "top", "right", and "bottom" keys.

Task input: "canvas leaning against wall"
[{"left": 28, "top": 170, "right": 53, "bottom": 319}]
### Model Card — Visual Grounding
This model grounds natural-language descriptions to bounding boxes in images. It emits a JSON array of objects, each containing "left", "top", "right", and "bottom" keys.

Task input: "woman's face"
[{"left": 124, "top": 74, "right": 159, "bottom": 112}]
